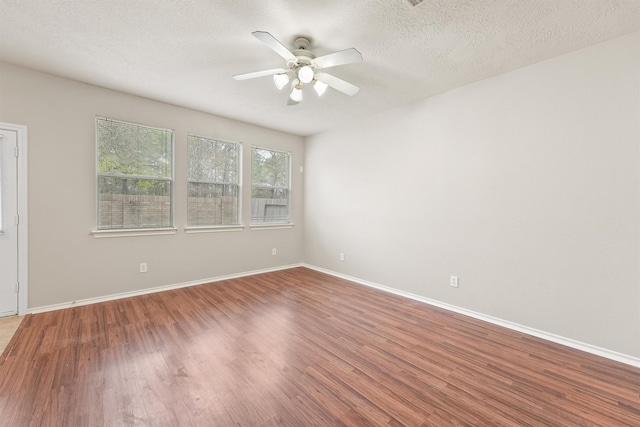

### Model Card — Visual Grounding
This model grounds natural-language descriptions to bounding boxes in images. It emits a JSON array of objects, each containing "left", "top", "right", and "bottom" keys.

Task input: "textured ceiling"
[{"left": 1, "top": 0, "right": 639, "bottom": 136}]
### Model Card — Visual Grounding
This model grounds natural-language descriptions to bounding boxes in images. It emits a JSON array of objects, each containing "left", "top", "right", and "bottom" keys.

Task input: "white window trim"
[
  {"left": 91, "top": 227, "right": 178, "bottom": 239},
  {"left": 250, "top": 223, "right": 294, "bottom": 231},
  {"left": 185, "top": 225, "right": 245, "bottom": 234}
]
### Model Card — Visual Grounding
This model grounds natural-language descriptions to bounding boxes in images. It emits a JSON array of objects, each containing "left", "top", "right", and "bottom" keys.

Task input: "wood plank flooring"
[{"left": 1, "top": 267, "right": 639, "bottom": 426}]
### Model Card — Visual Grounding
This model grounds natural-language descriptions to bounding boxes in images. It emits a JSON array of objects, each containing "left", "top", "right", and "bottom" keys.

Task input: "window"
[
  {"left": 251, "top": 147, "right": 291, "bottom": 224},
  {"left": 187, "top": 135, "right": 241, "bottom": 227},
  {"left": 96, "top": 117, "right": 173, "bottom": 230}
]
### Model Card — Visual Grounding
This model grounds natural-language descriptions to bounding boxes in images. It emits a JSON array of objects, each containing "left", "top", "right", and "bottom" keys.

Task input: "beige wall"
[
  {"left": 304, "top": 32, "right": 640, "bottom": 358},
  {"left": 0, "top": 63, "right": 305, "bottom": 308}
]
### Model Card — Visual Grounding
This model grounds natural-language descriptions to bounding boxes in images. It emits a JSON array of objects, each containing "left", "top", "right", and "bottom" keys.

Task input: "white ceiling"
[{"left": 2, "top": 0, "right": 640, "bottom": 136}]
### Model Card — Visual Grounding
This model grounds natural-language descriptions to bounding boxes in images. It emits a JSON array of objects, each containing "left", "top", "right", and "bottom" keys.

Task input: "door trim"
[{"left": 0, "top": 122, "right": 28, "bottom": 315}]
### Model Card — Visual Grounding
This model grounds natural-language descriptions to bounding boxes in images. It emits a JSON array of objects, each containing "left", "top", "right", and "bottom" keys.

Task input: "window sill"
[
  {"left": 185, "top": 225, "right": 245, "bottom": 234},
  {"left": 91, "top": 227, "right": 178, "bottom": 239},
  {"left": 250, "top": 223, "right": 294, "bottom": 231}
]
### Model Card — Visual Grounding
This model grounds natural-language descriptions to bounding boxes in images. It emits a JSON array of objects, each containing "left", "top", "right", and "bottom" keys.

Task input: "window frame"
[
  {"left": 92, "top": 116, "right": 176, "bottom": 237},
  {"left": 185, "top": 134, "right": 244, "bottom": 233},
  {"left": 250, "top": 145, "right": 293, "bottom": 229}
]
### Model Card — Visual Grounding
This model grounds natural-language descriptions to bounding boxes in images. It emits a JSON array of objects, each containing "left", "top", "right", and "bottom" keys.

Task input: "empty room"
[{"left": 1, "top": 0, "right": 640, "bottom": 425}]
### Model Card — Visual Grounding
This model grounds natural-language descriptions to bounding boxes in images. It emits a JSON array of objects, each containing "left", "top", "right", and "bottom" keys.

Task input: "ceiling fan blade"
[
  {"left": 252, "top": 31, "right": 297, "bottom": 62},
  {"left": 313, "top": 48, "right": 363, "bottom": 69},
  {"left": 316, "top": 73, "right": 360, "bottom": 96},
  {"left": 233, "top": 68, "right": 288, "bottom": 81}
]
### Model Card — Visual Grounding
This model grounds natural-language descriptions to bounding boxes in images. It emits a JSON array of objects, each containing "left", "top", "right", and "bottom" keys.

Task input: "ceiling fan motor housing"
[
  {"left": 294, "top": 37, "right": 311, "bottom": 50},
  {"left": 290, "top": 37, "right": 315, "bottom": 71}
]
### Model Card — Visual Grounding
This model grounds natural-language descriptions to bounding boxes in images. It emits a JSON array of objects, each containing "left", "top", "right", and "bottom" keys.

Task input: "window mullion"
[{"left": 99, "top": 172, "right": 172, "bottom": 181}]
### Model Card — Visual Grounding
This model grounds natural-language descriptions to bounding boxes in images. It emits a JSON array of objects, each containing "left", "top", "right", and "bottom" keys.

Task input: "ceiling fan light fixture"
[
  {"left": 297, "top": 65, "right": 314, "bottom": 84},
  {"left": 273, "top": 73, "right": 290, "bottom": 90},
  {"left": 313, "top": 79, "right": 328, "bottom": 96},
  {"left": 233, "top": 31, "right": 362, "bottom": 105},
  {"left": 289, "top": 80, "right": 303, "bottom": 102}
]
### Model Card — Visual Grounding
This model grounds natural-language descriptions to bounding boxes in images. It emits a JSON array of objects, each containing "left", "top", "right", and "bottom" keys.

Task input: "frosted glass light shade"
[
  {"left": 273, "top": 74, "right": 289, "bottom": 90},
  {"left": 298, "top": 65, "right": 314, "bottom": 84},
  {"left": 289, "top": 82, "right": 303, "bottom": 102},
  {"left": 313, "top": 80, "right": 328, "bottom": 96}
]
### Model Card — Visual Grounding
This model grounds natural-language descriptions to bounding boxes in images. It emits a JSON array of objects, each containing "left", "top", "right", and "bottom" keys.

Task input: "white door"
[{"left": 0, "top": 128, "right": 18, "bottom": 316}]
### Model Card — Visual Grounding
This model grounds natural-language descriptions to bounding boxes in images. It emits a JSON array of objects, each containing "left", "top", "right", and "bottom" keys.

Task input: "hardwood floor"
[{"left": 1, "top": 267, "right": 639, "bottom": 426}]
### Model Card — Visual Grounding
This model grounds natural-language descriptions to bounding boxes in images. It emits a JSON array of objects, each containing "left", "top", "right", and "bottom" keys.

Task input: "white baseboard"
[
  {"left": 303, "top": 264, "right": 640, "bottom": 369},
  {"left": 28, "top": 263, "right": 304, "bottom": 315}
]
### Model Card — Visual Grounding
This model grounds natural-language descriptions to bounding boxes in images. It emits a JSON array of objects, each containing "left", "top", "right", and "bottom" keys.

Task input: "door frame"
[{"left": 0, "top": 122, "right": 28, "bottom": 315}]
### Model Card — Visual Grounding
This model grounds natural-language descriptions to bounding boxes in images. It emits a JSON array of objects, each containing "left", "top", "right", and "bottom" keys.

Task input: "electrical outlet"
[
  {"left": 140, "top": 263, "right": 148, "bottom": 273},
  {"left": 339, "top": 253, "right": 345, "bottom": 261},
  {"left": 450, "top": 275, "right": 458, "bottom": 288},
  {"left": 272, "top": 248, "right": 277, "bottom": 256}
]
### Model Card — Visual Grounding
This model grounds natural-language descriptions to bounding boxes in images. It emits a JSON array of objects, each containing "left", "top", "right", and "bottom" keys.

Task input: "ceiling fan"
[{"left": 233, "top": 31, "right": 363, "bottom": 105}]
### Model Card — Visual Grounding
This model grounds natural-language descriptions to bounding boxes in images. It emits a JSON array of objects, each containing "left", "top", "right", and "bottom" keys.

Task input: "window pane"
[
  {"left": 187, "top": 135, "right": 241, "bottom": 226},
  {"left": 251, "top": 147, "right": 291, "bottom": 224},
  {"left": 187, "top": 182, "right": 239, "bottom": 226},
  {"left": 98, "top": 176, "right": 171, "bottom": 229},
  {"left": 188, "top": 136, "right": 238, "bottom": 184},
  {"left": 251, "top": 148, "right": 289, "bottom": 188},
  {"left": 97, "top": 118, "right": 172, "bottom": 178},
  {"left": 251, "top": 188, "right": 289, "bottom": 223}
]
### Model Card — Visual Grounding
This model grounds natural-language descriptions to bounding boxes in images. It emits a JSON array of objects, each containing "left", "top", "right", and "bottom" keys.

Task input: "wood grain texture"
[{"left": 1, "top": 267, "right": 638, "bottom": 426}]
